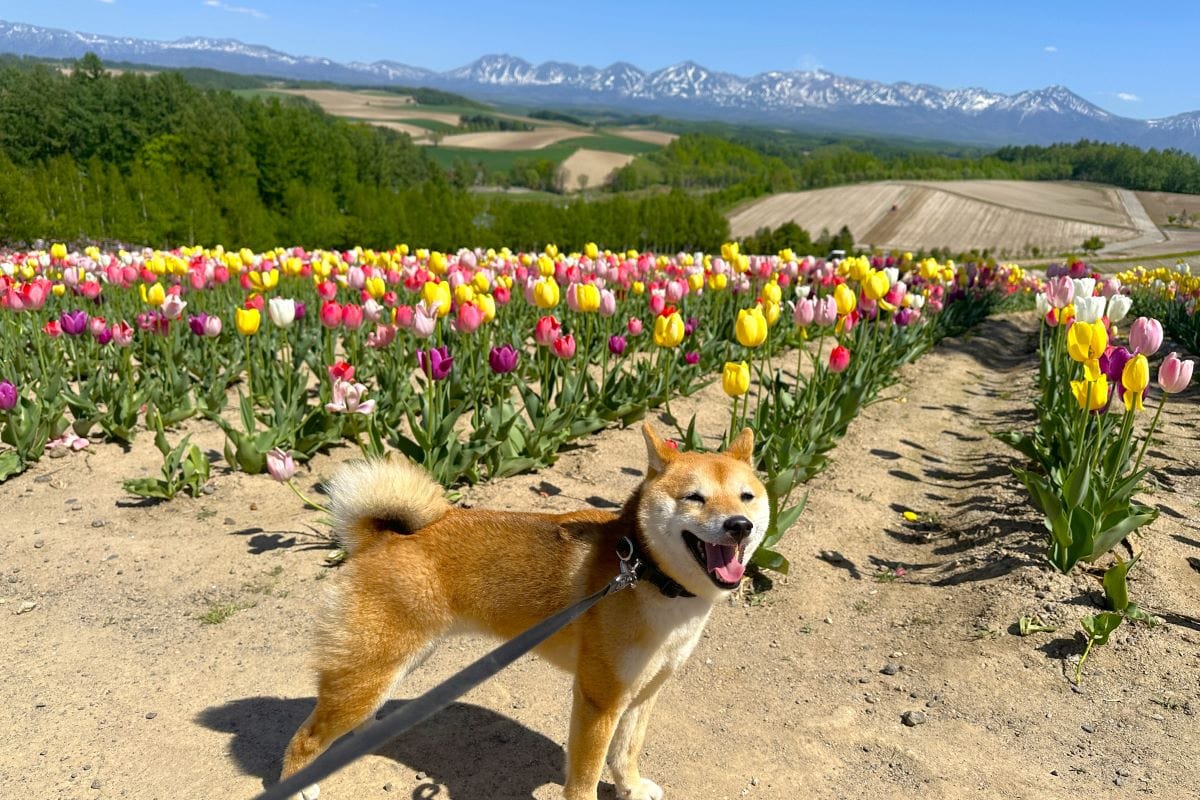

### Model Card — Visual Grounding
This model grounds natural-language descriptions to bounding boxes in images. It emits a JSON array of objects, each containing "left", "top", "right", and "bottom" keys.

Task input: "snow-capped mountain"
[{"left": 2, "top": 19, "right": 1198, "bottom": 154}]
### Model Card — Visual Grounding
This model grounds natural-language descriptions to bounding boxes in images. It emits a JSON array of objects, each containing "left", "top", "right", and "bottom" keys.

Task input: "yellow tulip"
[
  {"left": 422, "top": 281, "right": 452, "bottom": 317},
  {"left": 477, "top": 293, "right": 497, "bottom": 323},
  {"left": 50, "top": 243, "right": 67, "bottom": 260},
  {"left": 365, "top": 276, "right": 387, "bottom": 300},
  {"left": 537, "top": 254, "right": 555, "bottom": 277},
  {"left": 454, "top": 283, "right": 476, "bottom": 305},
  {"left": 847, "top": 257, "right": 869, "bottom": 282},
  {"left": 472, "top": 272, "right": 491, "bottom": 293},
  {"left": 863, "top": 270, "right": 890, "bottom": 302},
  {"left": 735, "top": 306, "right": 768, "bottom": 348},
  {"left": 687, "top": 272, "right": 704, "bottom": 292},
  {"left": 834, "top": 283, "right": 857, "bottom": 316},
  {"left": 584, "top": 242, "right": 599, "bottom": 260},
  {"left": 247, "top": 269, "right": 279, "bottom": 293},
  {"left": 631, "top": 281, "right": 645, "bottom": 296},
  {"left": 1071, "top": 378, "right": 1108, "bottom": 412},
  {"left": 653, "top": 312, "right": 685, "bottom": 348},
  {"left": 721, "top": 242, "right": 739, "bottom": 262},
  {"left": 762, "top": 281, "right": 782, "bottom": 304},
  {"left": 1122, "top": 355, "right": 1150, "bottom": 412},
  {"left": 533, "top": 278, "right": 560, "bottom": 309},
  {"left": 763, "top": 300, "right": 782, "bottom": 327},
  {"left": 235, "top": 307, "right": 261, "bottom": 336},
  {"left": 429, "top": 251, "right": 448, "bottom": 275},
  {"left": 52, "top": 283, "right": 66, "bottom": 297},
  {"left": 141, "top": 282, "right": 166, "bottom": 307},
  {"left": 708, "top": 273, "right": 728, "bottom": 291},
  {"left": 575, "top": 283, "right": 601, "bottom": 313},
  {"left": 1067, "top": 320, "right": 1108, "bottom": 379},
  {"left": 722, "top": 361, "right": 750, "bottom": 397},
  {"left": 735, "top": 255, "right": 750, "bottom": 274}
]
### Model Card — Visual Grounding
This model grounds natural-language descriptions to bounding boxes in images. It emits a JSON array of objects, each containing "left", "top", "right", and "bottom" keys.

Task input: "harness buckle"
[{"left": 616, "top": 536, "right": 640, "bottom": 586}]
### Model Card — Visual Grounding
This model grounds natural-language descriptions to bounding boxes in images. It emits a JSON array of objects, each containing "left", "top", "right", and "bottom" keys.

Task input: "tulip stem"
[
  {"left": 286, "top": 478, "right": 329, "bottom": 514},
  {"left": 1131, "top": 394, "right": 1166, "bottom": 476}
]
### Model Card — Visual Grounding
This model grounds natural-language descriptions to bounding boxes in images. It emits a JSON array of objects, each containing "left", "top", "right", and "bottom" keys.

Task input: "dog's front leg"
[
  {"left": 563, "top": 677, "right": 624, "bottom": 800},
  {"left": 606, "top": 686, "right": 664, "bottom": 800}
]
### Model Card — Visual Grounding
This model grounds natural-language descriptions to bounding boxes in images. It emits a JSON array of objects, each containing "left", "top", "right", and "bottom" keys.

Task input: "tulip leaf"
[
  {"left": 1090, "top": 509, "right": 1158, "bottom": 560},
  {"left": 1065, "top": 459, "right": 1090, "bottom": 508},
  {"left": 1081, "top": 612, "right": 1123, "bottom": 646},
  {"left": 0, "top": 451, "right": 25, "bottom": 483},
  {"left": 750, "top": 545, "right": 789, "bottom": 575},
  {"left": 1102, "top": 555, "right": 1138, "bottom": 612}
]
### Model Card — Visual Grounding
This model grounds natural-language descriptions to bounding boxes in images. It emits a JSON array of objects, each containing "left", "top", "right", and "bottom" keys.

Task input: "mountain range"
[{"left": 3, "top": 19, "right": 1199, "bottom": 154}]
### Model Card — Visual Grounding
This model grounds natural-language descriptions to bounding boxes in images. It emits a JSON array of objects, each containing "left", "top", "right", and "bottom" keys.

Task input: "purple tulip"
[
  {"left": 488, "top": 344, "right": 520, "bottom": 375},
  {"left": 294, "top": 301, "right": 307, "bottom": 321},
  {"left": 417, "top": 346, "right": 454, "bottom": 381},
  {"left": 894, "top": 308, "right": 916, "bottom": 327},
  {"left": 1099, "top": 346, "right": 1133, "bottom": 403},
  {"left": 60, "top": 309, "right": 89, "bottom": 336},
  {"left": 0, "top": 380, "right": 16, "bottom": 411},
  {"left": 188, "top": 313, "right": 209, "bottom": 337},
  {"left": 94, "top": 326, "right": 113, "bottom": 346},
  {"left": 608, "top": 334, "right": 627, "bottom": 355},
  {"left": 684, "top": 351, "right": 700, "bottom": 366},
  {"left": 684, "top": 316, "right": 699, "bottom": 337}
]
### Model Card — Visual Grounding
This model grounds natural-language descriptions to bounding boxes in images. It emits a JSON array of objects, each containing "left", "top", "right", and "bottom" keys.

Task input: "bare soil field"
[
  {"left": 2, "top": 314, "right": 1198, "bottom": 799},
  {"left": 610, "top": 129, "right": 678, "bottom": 146},
  {"left": 1136, "top": 191, "right": 1200, "bottom": 227},
  {"left": 728, "top": 181, "right": 1144, "bottom": 256},
  {"left": 436, "top": 128, "right": 584, "bottom": 151},
  {"left": 364, "top": 121, "right": 433, "bottom": 140},
  {"left": 277, "top": 89, "right": 463, "bottom": 126},
  {"left": 558, "top": 149, "right": 636, "bottom": 191}
]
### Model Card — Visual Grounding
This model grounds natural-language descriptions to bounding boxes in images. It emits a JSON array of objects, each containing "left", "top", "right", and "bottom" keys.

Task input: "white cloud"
[
  {"left": 1044, "top": 45, "right": 1057, "bottom": 53},
  {"left": 203, "top": 0, "right": 268, "bottom": 19},
  {"left": 97, "top": 0, "right": 116, "bottom": 4},
  {"left": 1116, "top": 92, "right": 1141, "bottom": 102}
]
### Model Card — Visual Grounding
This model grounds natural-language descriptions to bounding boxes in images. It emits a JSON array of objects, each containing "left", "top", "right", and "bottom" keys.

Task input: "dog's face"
[{"left": 636, "top": 425, "right": 770, "bottom": 598}]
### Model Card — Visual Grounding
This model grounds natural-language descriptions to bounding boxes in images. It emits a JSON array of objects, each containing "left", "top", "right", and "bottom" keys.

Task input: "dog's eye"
[
  {"left": 683, "top": 492, "right": 705, "bottom": 504},
  {"left": 740, "top": 492, "right": 755, "bottom": 502}
]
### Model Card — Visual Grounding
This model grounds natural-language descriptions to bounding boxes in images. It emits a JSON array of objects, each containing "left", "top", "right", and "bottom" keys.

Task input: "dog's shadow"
[{"left": 197, "top": 697, "right": 566, "bottom": 799}]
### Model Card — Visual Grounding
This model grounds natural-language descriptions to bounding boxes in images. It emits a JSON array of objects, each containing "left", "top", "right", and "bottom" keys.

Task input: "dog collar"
[{"left": 617, "top": 536, "right": 696, "bottom": 599}]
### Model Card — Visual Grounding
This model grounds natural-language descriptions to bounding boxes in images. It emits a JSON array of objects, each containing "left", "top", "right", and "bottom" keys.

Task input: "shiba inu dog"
[{"left": 280, "top": 424, "right": 769, "bottom": 800}]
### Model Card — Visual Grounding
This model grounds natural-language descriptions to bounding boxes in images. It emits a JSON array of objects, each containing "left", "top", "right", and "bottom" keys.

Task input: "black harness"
[{"left": 617, "top": 535, "right": 696, "bottom": 599}]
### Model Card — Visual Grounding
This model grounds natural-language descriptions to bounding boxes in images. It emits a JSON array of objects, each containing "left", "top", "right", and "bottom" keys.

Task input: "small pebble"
[
  {"left": 35, "top": 701, "right": 46, "bottom": 708},
  {"left": 16, "top": 601, "right": 36, "bottom": 614},
  {"left": 224, "top": 517, "right": 236, "bottom": 526},
  {"left": 858, "top": 677, "right": 870, "bottom": 684},
  {"left": 202, "top": 484, "right": 216, "bottom": 495},
  {"left": 383, "top": 783, "right": 394, "bottom": 792},
  {"left": 1115, "top": 778, "right": 1125, "bottom": 787},
  {"left": 1081, "top": 723, "right": 1096, "bottom": 733},
  {"left": 48, "top": 448, "right": 68, "bottom": 459},
  {"left": 145, "top": 711, "right": 157, "bottom": 719},
  {"left": 33, "top": 539, "right": 44, "bottom": 549},
  {"left": 91, "top": 779, "right": 101, "bottom": 790},
  {"left": 415, "top": 772, "right": 427, "bottom": 780},
  {"left": 881, "top": 663, "right": 900, "bottom": 676},
  {"left": 91, "top": 519, "right": 106, "bottom": 529},
  {"left": 901, "top": 710, "right": 926, "bottom": 727},
  {"left": 925, "top": 698, "right": 941, "bottom": 708},
  {"left": 1117, "top": 768, "right": 1132, "bottom": 778}
]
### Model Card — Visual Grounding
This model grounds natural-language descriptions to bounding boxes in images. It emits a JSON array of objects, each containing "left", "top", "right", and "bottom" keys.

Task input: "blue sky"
[{"left": 8, "top": 0, "right": 1196, "bottom": 118}]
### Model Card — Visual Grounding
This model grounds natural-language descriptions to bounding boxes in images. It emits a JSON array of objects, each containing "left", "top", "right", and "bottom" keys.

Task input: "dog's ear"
[
  {"left": 642, "top": 423, "right": 677, "bottom": 477},
  {"left": 725, "top": 427, "right": 755, "bottom": 465}
]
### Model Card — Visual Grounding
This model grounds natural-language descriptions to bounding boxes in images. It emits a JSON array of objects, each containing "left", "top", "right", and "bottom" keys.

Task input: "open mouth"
[{"left": 682, "top": 531, "right": 746, "bottom": 589}]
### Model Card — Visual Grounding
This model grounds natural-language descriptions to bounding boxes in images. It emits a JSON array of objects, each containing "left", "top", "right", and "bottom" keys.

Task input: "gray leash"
[{"left": 254, "top": 540, "right": 642, "bottom": 800}]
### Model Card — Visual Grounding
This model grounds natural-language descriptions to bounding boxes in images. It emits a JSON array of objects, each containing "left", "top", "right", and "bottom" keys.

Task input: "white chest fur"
[{"left": 616, "top": 590, "right": 712, "bottom": 698}]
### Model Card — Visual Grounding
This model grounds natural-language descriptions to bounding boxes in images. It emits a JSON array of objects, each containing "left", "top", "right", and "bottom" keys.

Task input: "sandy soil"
[
  {"left": 558, "top": 150, "right": 636, "bottom": 191},
  {"left": 2, "top": 314, "right": 1198, "bottom": 799},
  {"left": 728, "top": 182, "right": 1144, "bottom": 256},
  {"left": 435, "top": 129, "right": 584, "bottom": 151},
  {"left": 610, "top": 129, "right": 678, "bottom": 147},
  {"left": 364, "top": 121, "right": 432, "bottom": 140}
]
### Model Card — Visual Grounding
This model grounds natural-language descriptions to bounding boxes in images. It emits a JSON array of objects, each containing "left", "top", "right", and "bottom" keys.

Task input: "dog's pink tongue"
[{"left": 705, "top": 543, "right": 745, "bottom": 584}]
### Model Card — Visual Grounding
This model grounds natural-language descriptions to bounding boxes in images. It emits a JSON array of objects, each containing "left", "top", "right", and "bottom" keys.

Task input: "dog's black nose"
[{"left": 723, "top": 515, "right": 753, "bottom": 542}]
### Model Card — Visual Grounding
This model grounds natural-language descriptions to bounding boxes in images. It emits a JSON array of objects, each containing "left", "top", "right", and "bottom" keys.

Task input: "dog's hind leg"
[{"left": 279, "top": 581, "right": 446, "bottom": 799}]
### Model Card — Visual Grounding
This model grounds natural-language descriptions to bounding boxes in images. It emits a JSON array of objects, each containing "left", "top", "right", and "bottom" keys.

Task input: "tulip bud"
[
  {"left": 828, "top": 345, "right": 851, "bottom": 374},
  {"left": 0, "top": 380, "right": 17, "bottom": 411},
  {"left": 266, "top": 448, "right": 296, "bottom": 482},
  {"left": 1159, "top": 352, "right": 1195, "bottom": 394}
]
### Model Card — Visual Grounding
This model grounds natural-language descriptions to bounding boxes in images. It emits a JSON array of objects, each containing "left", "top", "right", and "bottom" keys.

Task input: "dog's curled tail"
[{"left": 326, "top": 457, "right": 451, "bottom": 555}]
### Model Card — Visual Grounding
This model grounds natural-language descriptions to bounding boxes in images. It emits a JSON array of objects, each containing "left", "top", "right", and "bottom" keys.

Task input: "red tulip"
[{"left": 828, "top": 345, "right": 851, "bottom": 373}]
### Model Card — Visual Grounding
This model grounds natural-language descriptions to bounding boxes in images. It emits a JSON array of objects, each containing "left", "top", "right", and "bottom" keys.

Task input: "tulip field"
[{"left": 3, "top": 241, "right": 1199, "bottom": 798}]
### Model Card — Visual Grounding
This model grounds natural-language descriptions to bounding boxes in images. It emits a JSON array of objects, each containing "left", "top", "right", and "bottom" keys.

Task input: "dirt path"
[
  {"left": 2, "top": 314, "right": 1197, "bottom": 799},
  {"left": 1101, "top": 190, "right": 1167, "bottom": 254}
]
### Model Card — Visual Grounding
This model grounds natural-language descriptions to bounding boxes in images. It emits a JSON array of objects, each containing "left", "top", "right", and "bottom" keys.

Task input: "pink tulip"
[
  {"left": 394, "top": 305, "right": 414, "bottom": 328},
  {"left": 346, "top": 266, "right": 366, "bottom": 290},
  {"left": 814, "top": 296, "right": 837, "bottom": 326},
  {"left": 325, "top": 379, "right": 375, "bottom": 415},
  {"left": 1045, "top": 276, "right": 1074, "bottom": 309},
  {"left": 88, "top": 317, "right": 108, "bottom": 338},
  {"left": 266, "top": 448, "right": 296, "bottom": 482},
  {"left": 828, "top": 345, "right": 851, "bottom": 373},
  {"left": 535, "top": 315, "right": 561, "bottom": 347},
  {"left": 648, "top": 293, "right": 666, "bottom": 316},
  {"left": 319, "top": 301, "right": 343, "bottom": 329},
  {"left": 793, "top": 298, "right": 814, "bottom": 327},
  {"left": 599, "top": 289, "right": 617, "bottom": 317},
  {"left": 627, "top": 317, "right": 643, "bottom": 336},
  {"left": 455, "top": 302, "right": 483, "bottom": 334},
  {"left": 342, "top": 304, "right": 364, "bottom": 330},
  {"left": 366, "top": 324, "right": 398, "bottom": 349},
  {"left": 552, "top": 334, "right": 576, "bottom": 360},
  {"left": 412, "top": 303, "right": 437, "bottom": 338},
  {"left": 1129, "top": 317, "right": 1163, "bottom": 356},
  {"left": 161, "top": 294, "right": 187, "bottom": 320},
  {"left": 317, "top": 280, "right": 338, "bottom": 300},
  {"left": 1101, "top": 278, "right": 1121, "bottom": 298},
  {"left": 1159, "top": 352, "right": 1195, "bottom": 394},
  {"left": 111, "top": 321, "right": 134, "bottom": 347}
]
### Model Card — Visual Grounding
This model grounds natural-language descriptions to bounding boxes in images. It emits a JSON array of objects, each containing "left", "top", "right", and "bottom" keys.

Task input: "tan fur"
[{"left": 280, "top": 425, "right": 770, "bottom": 800}]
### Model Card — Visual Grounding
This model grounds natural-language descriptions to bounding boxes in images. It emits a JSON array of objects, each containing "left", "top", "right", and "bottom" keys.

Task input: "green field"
[{"left": 423, "top": 134, "right": 659, "bottom": 172}]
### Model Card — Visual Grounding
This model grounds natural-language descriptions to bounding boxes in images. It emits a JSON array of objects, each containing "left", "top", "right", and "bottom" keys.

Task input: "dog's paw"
[
  {"left": 618, "top": 778, "right": 663, "bottom": 800},
  {"left": 293, "top": 784, "right": 320, "bottom": 800}
]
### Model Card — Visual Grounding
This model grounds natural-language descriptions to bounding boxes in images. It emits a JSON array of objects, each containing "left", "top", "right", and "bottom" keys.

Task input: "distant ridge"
[{"left": 3, "top": 19, "right": 1199, "bottom": 154}]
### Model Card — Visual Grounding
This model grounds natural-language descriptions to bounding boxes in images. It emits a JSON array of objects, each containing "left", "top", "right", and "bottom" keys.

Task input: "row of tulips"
[
  {"left": 1118, "top": 262, "right": 1200, "bottom": 356},
  {"left": 0, "top": 242, "right": 1028, "bottom": 575},
  {"left": 998, "top": 266, "right": 1195, "bottom": 681}
]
